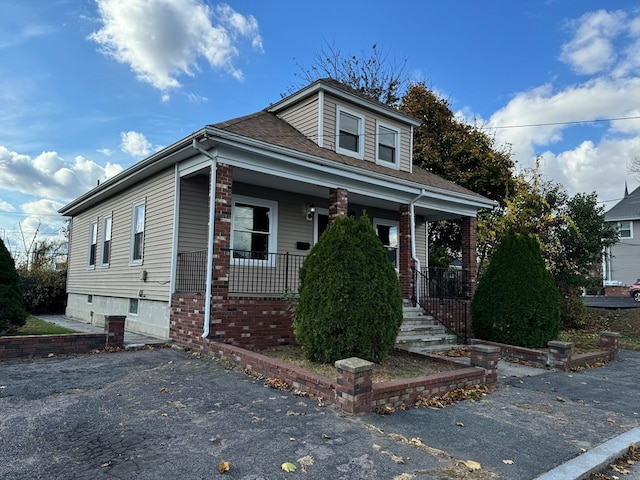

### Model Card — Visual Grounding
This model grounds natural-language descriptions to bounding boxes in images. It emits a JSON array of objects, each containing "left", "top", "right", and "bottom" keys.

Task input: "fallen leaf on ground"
[
  {"left": 322, "top": 433, "right": 331, "bottom": 439},
  {"left": 218, "top": 461, "right": 230, "bottom": 473},
  {"left": 464, "top": 460, "right": 482, "bottom": 471},
  {"left": 297, "top": 455, "right": 314, "bottom": 473},
  {"left": 281, "top": 462, "right": 297, "bottom": 472},
  {"left": 456, "top": 422, "right": 464, "bottom": 427},
  {"left": 160, "top": 387, "right": 169, "bottom": 393},
  {"left": 100, "top": 462, "right": 111, "bottom": 468},
  {"left": 502, "top": 459, "right": 514, "bottom": 465}
]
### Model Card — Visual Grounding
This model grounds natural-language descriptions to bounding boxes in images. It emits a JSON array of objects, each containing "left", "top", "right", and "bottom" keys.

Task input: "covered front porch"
[{"left": 169, "top": 156, "right": 482, "bottom": 350}]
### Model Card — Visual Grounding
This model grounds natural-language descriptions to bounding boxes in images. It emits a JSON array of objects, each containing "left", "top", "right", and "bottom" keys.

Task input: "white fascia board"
[{"left": 59, "top": 132, "right": 205, "bottom": 216}]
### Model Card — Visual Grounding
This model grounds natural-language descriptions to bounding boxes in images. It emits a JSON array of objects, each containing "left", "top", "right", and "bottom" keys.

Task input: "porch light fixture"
[{"left": 306, "top": 203, "right": 316, "bottom": 221}]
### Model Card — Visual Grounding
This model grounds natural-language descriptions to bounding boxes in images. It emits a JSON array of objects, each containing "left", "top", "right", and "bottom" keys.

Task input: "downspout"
[
  {"left": 410, "top": 189, "right": 428, "bottom": 306},
  {"left": 192, "top": 139, "right": 217, "bottom": 338}
]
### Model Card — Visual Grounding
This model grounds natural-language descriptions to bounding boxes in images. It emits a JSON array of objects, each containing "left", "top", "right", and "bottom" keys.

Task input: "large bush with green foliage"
[
  {"left": 471, "top": 229, "right": 561, "bottom": 348},
  {"left": 0, "top": 239, "right": 27, "bottom": 334},
  {"left": 293, "top": 214, "right": 403, "bottom": 363},
  {"left": 19, "top": 268, "right": 67, "bottom": 314}
]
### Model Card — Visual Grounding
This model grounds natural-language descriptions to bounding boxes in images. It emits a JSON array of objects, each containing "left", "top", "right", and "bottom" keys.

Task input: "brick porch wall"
[{"left": 399, "top": 204, "right": 413, "bottom": 300}]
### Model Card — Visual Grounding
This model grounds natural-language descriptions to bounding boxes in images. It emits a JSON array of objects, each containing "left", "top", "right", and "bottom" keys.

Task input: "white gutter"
[
  {"left": 192, "top": 139, "right": 217, "bottom": 338},
  {"left": 410, "top": 189, "right": 428, "bottom": 306}
]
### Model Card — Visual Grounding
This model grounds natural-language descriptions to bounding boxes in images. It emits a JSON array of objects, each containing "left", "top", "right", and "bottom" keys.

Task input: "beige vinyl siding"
[
  {"left": 67, "top": 167, "right": 176, "bottom": 301},
  {"left": 323, "top": 94, "right": 413, "bottom": 172},
  {"left": 415, "top": 219, "right": 428, "bottom": 266},
  {"left": 177, "top": 174, "right": 210, "bottom": 253},
  {"left": 277, "top": 95, "right": 320, "bottom": 144}
]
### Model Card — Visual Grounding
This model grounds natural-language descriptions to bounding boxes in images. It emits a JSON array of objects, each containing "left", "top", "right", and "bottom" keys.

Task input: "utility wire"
[{"left": 482, "top": 116, "right": 640, "bottom": 130}]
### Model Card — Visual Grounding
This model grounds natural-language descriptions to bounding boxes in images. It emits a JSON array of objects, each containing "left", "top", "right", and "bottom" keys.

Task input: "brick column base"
[
  {"left": 470, "top": 345, "right": 499, "bottom": 386},
  {"left": 335, "top": 357, "right": 374, "bottom": 413},
  {"left": 105, "top": 315, "right": 126, "bottom": 348},
  {"left": 548, "top": 340, "right": 572, "bottom": 371},
  {"left": 600, "top": 331, "right": 620, "bottom": 361}
]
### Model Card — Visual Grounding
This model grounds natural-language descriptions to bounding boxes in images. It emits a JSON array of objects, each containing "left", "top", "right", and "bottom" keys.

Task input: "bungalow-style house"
[
  {"left": 59, "top": 79, "right": 495, "bottom": 349},
  {"left": 603, "top": 184, "right": 640, "bottom": 290}
]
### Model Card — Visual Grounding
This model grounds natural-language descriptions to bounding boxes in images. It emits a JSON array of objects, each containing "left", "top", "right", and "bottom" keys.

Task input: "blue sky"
[{"left": 1, "top": 0, "right": 639, "bottom": 260}]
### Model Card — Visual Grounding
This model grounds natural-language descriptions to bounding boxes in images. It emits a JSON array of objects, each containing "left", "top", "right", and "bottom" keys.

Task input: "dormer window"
[
  {"left": 377, "top": 123, "right": 399, "bottom": 167},
  {"left": 336, "top": 107, "right": 364, "bottom": 158}
]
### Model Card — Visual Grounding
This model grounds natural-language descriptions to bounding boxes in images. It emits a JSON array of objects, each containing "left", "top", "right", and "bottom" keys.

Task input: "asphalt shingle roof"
[{"left": 605, "top": 185, "right": 640, "bottom": 221}]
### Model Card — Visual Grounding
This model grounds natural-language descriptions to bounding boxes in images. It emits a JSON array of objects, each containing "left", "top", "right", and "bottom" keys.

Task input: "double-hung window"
[
  {"left": 374, "top": 218, "right": 399, "bottom": 269},
  {"left": 376, "top": 123, "right": 399, "bottom": 167},
  {"left": 130, "top": 200, "right": 145, "bottom": 265},
  {"left": 336, "top": 107, "right": 364, "bottom": 158},
  {"left": 618, "top": 221, "right": 632, "bottom": 239},
  {"left": 101, "top": 215, "right": 112, "bottom": 267},
  {"left": 87, "top": 220, "right": 98, "bottom": 269},
  {"left": 231, "top": 195, "right": 277, "bottom": 265}
]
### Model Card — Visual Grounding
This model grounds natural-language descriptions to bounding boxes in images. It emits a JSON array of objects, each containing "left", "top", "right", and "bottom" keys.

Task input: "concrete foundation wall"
[{"left": 66, "top": 293, "right": 170, "bottom": 339}]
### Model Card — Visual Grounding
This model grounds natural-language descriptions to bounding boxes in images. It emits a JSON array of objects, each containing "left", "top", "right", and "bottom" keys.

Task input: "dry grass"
[
  {"left": 561, "top": 307, "right": 640, "bottom": 352},
  {"left": 256, "top": 345, "right": 458, "bottom": 383}
]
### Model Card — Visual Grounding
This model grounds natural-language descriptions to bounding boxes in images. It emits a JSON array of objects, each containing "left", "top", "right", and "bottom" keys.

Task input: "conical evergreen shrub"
[
  {"left": 471, "top": 229, "right": 560, "bottom": 347},
  {"left": 293, "top": 214, "right": 403, "bottom": 363},
  {"left": 0, "top": 239, "right": 27, "bottom": 334}
]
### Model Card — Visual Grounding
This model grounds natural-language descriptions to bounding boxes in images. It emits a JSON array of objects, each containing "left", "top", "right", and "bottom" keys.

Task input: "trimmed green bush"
[
  {"left": 293, "top": 214, "right": 403, "bottom": 363},
  {"left": 471, "top": 229, "right": 561, "bottom": 348},
  {"left": 0, "top": 239, "right": 27, "bottom": 334},
  {"left": 19, "top": 268, "right": 67, "bottom": 314}
]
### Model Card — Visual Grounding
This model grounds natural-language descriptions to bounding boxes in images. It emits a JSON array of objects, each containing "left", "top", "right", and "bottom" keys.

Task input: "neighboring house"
[
  {"left": 603, "top": 185, "right": 640, "bottom": 288},
  {"left": 59, "top": 79, "right": 495, "bottom": 349}
]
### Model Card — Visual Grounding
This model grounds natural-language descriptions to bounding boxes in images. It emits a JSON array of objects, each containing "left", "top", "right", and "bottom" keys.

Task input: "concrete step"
[
  {"left": 398, "top": 324, "right": 446, "bottom": 335},
  {"left": 403, "top": 344, "right": 460, "bottom": 354},
  {"left": 395, "top": 333, "right": 458, "bottom": 349}
]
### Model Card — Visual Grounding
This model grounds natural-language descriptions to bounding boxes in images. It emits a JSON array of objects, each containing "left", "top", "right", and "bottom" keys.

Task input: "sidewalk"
[{"left": 35, "top": 314, "right": 168, "bottom": 347}]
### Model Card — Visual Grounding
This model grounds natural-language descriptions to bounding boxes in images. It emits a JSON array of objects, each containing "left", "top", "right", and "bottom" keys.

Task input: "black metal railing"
[
  {"left": 176, "top": 250, "right": 208, "bottom": 293},
  {"left": 174, "top": 248, "right": 306, "bottom": 295},
  {"left": 426, "top": 267, "right": 471, "bottom": 299},
  {"left": 414, "top": 267, "right": 468, "bottom": 343},
  {"left": 227, "top": 249, "right": 306, "bottom": 295}
]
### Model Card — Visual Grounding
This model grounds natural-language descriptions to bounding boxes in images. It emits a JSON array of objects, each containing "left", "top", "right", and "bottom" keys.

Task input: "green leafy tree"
[
  {"left": 400, "top": 82, "right": 516, "bottom": 256},
  {"left": 0, "top": 238, "right": 27, "bottom": 334},
  {"left": 471, "top": 230, "right": 561, "bottom": 347},
  {"left": 293, "top": 214, "right": 403, "bottom": 363},
  {"left": 18, "top": 240, "right": 67, "bottom": 314},
  {"left": 477, "top": 163, "right": 618, "bottom": 327}
]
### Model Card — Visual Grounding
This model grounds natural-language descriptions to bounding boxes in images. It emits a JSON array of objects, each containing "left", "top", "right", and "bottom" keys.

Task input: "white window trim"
[
  {"left": 373, "top": 218, "right": 399, "bottom": 270},
  {"left": 231, "top": 194, "right": 278, "bottom": 267},
  {"left": 313, "top": 207, "right": 330, "bottom": 245},
  {"left": 100, "top": 214, "right": 112, "bottom": 268},
  {"left": 129, "top": 199, "right": 146, "bottom": 266},
  {"left": 87, "top": 219, "right": 98, "bottom": 270},
  {"left": 618, "top": 220, "right": 633, "bottom": 239},
  {"left": 128, "top": 298, "right": 139, "bottom": 316},
  {"left": 336, "top": 106, "right": 364, "bottom": 159},
  {"left": 375, "top": 121, "right": 400, "bottom": 169}
]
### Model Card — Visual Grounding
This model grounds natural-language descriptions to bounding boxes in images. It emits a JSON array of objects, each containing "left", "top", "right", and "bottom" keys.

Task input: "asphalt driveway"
[{"left": 1, "top": 347, "right": 639, "bottom": 479}]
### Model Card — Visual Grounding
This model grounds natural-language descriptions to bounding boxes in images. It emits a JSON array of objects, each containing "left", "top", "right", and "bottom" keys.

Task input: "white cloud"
[
  {"left": 0, "top": 199, "right": 16, "bottom": 212},
  {"left": 187, "top": 92, "right": 208, "bottom": 103},
  {"left": 472, "top": 8, "right": 640, "bottom": 207},
  {"left": 560, "top": 10, "right": 626, "bottom": 75},
  {"left": 0, "top": 146, "right": 124, "bottom": 202},
  {"left": 120, "top": 131, "right": 152, "bottom": 157},
  {"left": 89, "top": 0, "right": 263, "bottom": 91},
  {"left": 97, "top": 148, "right": 113, "bottom": 156}
]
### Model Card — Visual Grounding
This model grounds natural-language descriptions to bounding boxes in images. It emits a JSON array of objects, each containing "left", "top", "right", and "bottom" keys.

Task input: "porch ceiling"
[{"left": 233, "top": 167, "right": 463, "bottom": 221}]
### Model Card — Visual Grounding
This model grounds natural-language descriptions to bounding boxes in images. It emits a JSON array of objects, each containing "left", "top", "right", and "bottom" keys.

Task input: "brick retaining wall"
[{"left": 0, "top": 316, "right": 126, "bottom": 360}]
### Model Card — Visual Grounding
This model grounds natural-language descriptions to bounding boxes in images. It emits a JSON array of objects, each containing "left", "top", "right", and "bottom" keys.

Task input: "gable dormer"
[{"left": 268, "top": 79, "right": 421, "bottom": 173}]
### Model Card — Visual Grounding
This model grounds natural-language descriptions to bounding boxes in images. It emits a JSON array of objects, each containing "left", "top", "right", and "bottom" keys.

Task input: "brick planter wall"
[
  {"left": 470, "top": 332, "right": 620, "bottom": 371},
  {"left": 0, "top": 318, "right": 125, "bottom": 360}
]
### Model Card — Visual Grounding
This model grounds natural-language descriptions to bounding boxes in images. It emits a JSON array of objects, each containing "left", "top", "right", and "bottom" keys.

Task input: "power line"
[{"left": 482, "top": 116, "right": 640, "bottom": 130}]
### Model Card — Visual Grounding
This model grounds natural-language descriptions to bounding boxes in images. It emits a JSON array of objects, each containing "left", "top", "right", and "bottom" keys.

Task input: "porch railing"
[
  {"left": 175, "top": 249, "right": 306, "bottom": 295},
  {"left": 414, "top": 267, "right": 468, "bottom": 343}
]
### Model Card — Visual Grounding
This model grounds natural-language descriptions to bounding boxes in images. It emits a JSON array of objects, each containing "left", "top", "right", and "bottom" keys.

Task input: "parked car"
[{"left": 631, "top": 279, "right": 640, "bottom": 302}]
